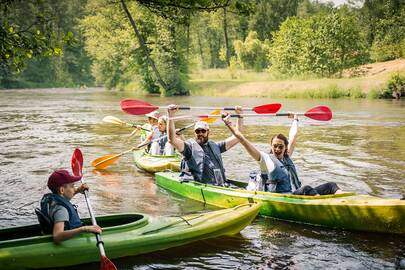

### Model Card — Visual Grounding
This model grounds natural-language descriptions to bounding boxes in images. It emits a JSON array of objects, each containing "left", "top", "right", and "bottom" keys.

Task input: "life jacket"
[
  {"left": 265, "top": 154, "right": 301, "bottom": 193},
  {"left": 40, "top": 193, "right": 82, "bottom": 231},
  {"left": 157, "top": 133, "right": 169, "bottom": 155},
  {"left": 180, "top": 139, "right": 226, "bottom": 184},
  {"left": 150, "top": 132, "right": 175, "bottom": 156}
]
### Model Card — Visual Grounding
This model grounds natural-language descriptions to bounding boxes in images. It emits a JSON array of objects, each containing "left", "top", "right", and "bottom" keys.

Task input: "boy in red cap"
[{"left": 39, "top": 169, "right": 101, "bottom": 242}]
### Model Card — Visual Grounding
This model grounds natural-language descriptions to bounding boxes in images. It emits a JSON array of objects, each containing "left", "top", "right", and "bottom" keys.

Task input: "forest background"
[{"left": 1, "top": 0, "right": 405, "bottom": 98}]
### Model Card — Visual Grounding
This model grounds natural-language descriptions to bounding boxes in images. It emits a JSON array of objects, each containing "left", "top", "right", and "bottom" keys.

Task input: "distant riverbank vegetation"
[
  {"left": 1, "top": 0, "right": 405, "bottom": 99},
  {"left": 188, "top": 62, "right": 405, "bottom": 99}
]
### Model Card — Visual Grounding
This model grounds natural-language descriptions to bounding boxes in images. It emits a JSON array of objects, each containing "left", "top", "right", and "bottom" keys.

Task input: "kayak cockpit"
[{"left": 0, "top": 213, "right": 145, "bottom": 242}]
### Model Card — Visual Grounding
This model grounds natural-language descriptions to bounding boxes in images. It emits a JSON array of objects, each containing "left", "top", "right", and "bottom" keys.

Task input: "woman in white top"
[{"left": 222, "top": 113, "right": 342, "bottom": 195}]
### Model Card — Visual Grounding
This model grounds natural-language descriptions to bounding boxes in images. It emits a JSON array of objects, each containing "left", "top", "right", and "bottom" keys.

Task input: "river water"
[{"left": 0, "top": 87, "right": 404, "bottom": 269}]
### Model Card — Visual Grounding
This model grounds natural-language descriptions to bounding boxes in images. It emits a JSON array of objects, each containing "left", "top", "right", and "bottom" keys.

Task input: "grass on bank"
[
  {"left": 188, "top": 60, "right": 405, "bottom": 99},
  {"left": 120, "top": 59, "right": 405, "bottom": 99}
]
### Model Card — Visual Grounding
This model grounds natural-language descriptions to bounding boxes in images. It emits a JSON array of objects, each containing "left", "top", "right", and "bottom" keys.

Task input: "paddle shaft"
[
  {"left": 103, "top": 116, "right": 151, "bottom": 131},
  {"left": 228, "top": 113, "right": 300, "bottom": 117},
  {"left": 129, "top": 124, "right": 151, "bottom": 132},
  {"left": 226, "top": 112, "right": 321, "bottom": 117},
  {"left": 92, "top": 122, "right": 194, "bottom": 169},
  {"left": 132, "top": 105, "right": 254, "bottom": 111},
  {"left": 80, "top": 179, "right": 106, "bottom": 257},
  {"left": 172, "top": 113, "right": 313, "bottom": 119},
  {"left": 136, "top": 123, "right": 194, "bottom": 149}
]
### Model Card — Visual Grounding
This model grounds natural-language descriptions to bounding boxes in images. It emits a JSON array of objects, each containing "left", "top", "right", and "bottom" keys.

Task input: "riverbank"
[{"left": 188, "top": 59, "right": 405, "bottom": 99}]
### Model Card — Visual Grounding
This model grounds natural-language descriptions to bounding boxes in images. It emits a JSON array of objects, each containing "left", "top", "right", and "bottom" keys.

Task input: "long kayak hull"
[
  {"left": 0, "top": 203, "right": 260, "bottom": 270},
  {"left": 133, "top": 150, "right": 181, "bottom": 173},
  {"left": 155, "top": 172, "right": 405, "bottom": 234}
]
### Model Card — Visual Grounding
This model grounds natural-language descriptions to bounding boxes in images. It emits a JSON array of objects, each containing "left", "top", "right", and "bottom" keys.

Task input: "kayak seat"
[{"left": 35, "top": 207, "right": 53, "bottom": 235}]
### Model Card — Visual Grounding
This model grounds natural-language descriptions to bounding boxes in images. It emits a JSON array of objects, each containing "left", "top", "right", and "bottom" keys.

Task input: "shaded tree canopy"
[{"left": 0, "top": 0, "right": 73, "bottom": 74}]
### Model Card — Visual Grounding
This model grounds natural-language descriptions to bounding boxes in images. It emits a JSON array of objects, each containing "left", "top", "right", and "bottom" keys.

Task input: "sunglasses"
[
  {"left": 195, "top": 129, "right": 207, "bottom": 134},
  {"left": 272, "top": 144, "right": 285, "bottom": 149}
]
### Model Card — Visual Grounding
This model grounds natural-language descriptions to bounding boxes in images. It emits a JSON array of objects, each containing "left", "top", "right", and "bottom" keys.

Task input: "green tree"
[
  {"left": 234, "top": 31, "right": 269, "bottom": 71},
  {"left": 81, "top": 0, "right": 146, "bottom": 90},
  {"left": 268, "top": 17, "right": 308, "bottom": 75},
  {"left": 0, "top": 0, "right": 74, "bottom": 87},
  {"left": 269, "top": 11, "right": 367, "bottom": 77},
  {"left": 248, "top": 0, "right": 300, "bottom": 40},
  {"left": 153, "top": 18, "right": 188, "bottom": 95},
  {"left": 368, "top": 6, "right": 405, "bottom": 61},
  {"left": 307, "top": 11, "right": 367, "bottom": 76},
  {"left": 297, "top": 0, "right": 334, "bottom": 17}
]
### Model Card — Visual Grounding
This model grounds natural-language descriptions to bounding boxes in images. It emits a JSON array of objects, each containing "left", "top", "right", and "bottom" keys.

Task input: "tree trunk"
[
  {"left": 186, "top": 14, "right": 190, "bottom": 63},
  {"left": 223, "top": 7, "right": 231, "bottom": 67},
  {"left": 119, "top": 0, "right": 168, "bottom": 91},
  {"left": 197, "top": 32, "right": 205, "bottom": 68}
]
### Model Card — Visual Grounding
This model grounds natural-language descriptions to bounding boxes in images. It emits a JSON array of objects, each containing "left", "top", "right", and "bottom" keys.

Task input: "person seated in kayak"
[
  {"left": 167, "top": 104, "right": 242, "bottom": 185},
  {"left": 129, "top": 110, "right": 160, "bottom": 145},
  {"left": 39, "top": 169, "right": 101, "bottom": 242},
  {"left": 222, "top": 113, "right": 343, "bottom": 195},
  {"left": 148, "top": 115, "right": 175, "bottom": 156},
  {"left": 136, "top": 111, "right": 163, "bottom": 152}
]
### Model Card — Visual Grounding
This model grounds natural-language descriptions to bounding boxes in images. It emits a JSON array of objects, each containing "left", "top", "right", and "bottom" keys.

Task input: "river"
[{"left": 0, "top": 87, "right": 404, "bottom": 269}]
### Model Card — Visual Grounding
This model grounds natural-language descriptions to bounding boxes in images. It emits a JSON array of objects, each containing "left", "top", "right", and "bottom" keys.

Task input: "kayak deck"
[
  {"left": 0, "top": 214, "right": 144, "bottom": 242},
  {"left": 155, "top": 171, "right": 405, "bottom": 234},
  {"left": 0, "top": 204, "right": 260, "bottom": 269},
  {"left": 133, "top": 150, "right": 181, "bottom": 173}
]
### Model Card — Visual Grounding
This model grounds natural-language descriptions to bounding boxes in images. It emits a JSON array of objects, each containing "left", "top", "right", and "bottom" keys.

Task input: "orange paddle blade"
[
  {"left": 91, "top": 154, "right": 122, "bottom": 169},
  {"left": 201, "top": 110, "right": 220, "bottom": 123},
  {"left": 101, "top": 255, "right": 117, "bottom": 270}
]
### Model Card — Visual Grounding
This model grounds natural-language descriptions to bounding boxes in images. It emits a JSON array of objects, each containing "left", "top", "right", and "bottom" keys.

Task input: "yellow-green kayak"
[
  {"left": 133, "top": 150, "right": 181, "bottom": 173},
  {"left": 0, "top": 203, "right": 260, "bottom": 270},
  {"left": 155, "top": 171, "right": 405, "bottom": 234}
]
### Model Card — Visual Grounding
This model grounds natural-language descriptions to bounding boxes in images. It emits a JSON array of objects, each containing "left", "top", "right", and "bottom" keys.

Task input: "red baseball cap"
[{"left": 48, "top": 169, "right": 82, "bottom": 190}]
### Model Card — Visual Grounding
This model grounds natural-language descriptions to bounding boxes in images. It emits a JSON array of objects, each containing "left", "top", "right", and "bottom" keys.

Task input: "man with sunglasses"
[{"left": 167, "top": 104, "right": 242, "bottom": 185}]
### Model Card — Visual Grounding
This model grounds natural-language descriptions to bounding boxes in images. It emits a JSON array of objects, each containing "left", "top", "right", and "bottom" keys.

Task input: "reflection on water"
[{"left": 0, "top": 88, "right": 404, "bottom": 269}]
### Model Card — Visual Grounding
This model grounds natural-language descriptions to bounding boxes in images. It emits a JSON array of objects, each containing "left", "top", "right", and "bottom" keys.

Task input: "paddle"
[
  {"left": 120, "top": 99, "right": 282, "bottom": 115},
  {"left": 171, "top": 106, "right": 333, "bottom": 122},
  {"left": 103, "top": 116, "right": 151, "bottom": 132},
  {"left": 71, "top": 148, "right": 117, "bottom": 270},
  {"left": 91, "top": 123, "right": 194, "bottom": 169},
  {"left": 93, "top": 109, "right": 219, "bottom": 169}
]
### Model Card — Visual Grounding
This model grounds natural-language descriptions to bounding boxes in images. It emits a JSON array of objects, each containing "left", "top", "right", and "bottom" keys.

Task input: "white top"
[{"left": 256, "top": 119, "right": 299, "bottom": 192}]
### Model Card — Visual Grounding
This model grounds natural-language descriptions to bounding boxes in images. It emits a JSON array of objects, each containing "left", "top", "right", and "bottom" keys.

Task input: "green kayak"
[
  {"left": 0, "top": 203, "right": 260, "bottom": 270},
  {"left": 155, "top": 171, "right": 405, "bottom": 234},
  {"left": 133, "top": 150, "right": 181, "bottom": 173}
]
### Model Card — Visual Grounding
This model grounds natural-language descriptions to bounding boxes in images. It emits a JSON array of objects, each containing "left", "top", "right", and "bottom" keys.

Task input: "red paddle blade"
[
  {"left": 101, "top": 255, "right": 117, "bottom": 270},
  {"left": 121, "top": 99, "right": 151, "bottom": 107},
  {"left": 304, "top": 106, "right": 332, "bottom": 121},
  {"left": 120, "top": 99, "right": 158, "bottom": 115},
  {"left": 71, "top": 148, "right": 83, "bottom": 176},
  {"left": 253, "top": 103, "right": 282, "bottom": 114}
]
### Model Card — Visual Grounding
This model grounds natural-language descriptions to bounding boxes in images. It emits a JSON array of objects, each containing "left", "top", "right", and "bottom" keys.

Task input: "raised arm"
[
  {"left": 287, "top": 113, "right": 299, "bottom": 157},
  {"left": 224, "top": 106, "right": 243, "bottom": 150},
  {"left": 167, "top": 105, "right": 185, "bottom": 153},
  {"left": 136, "top": 128, "right": 154, "bottom": 148},
  {"left": 222, "top": 114, "right": 261, "bottom": 161}
]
